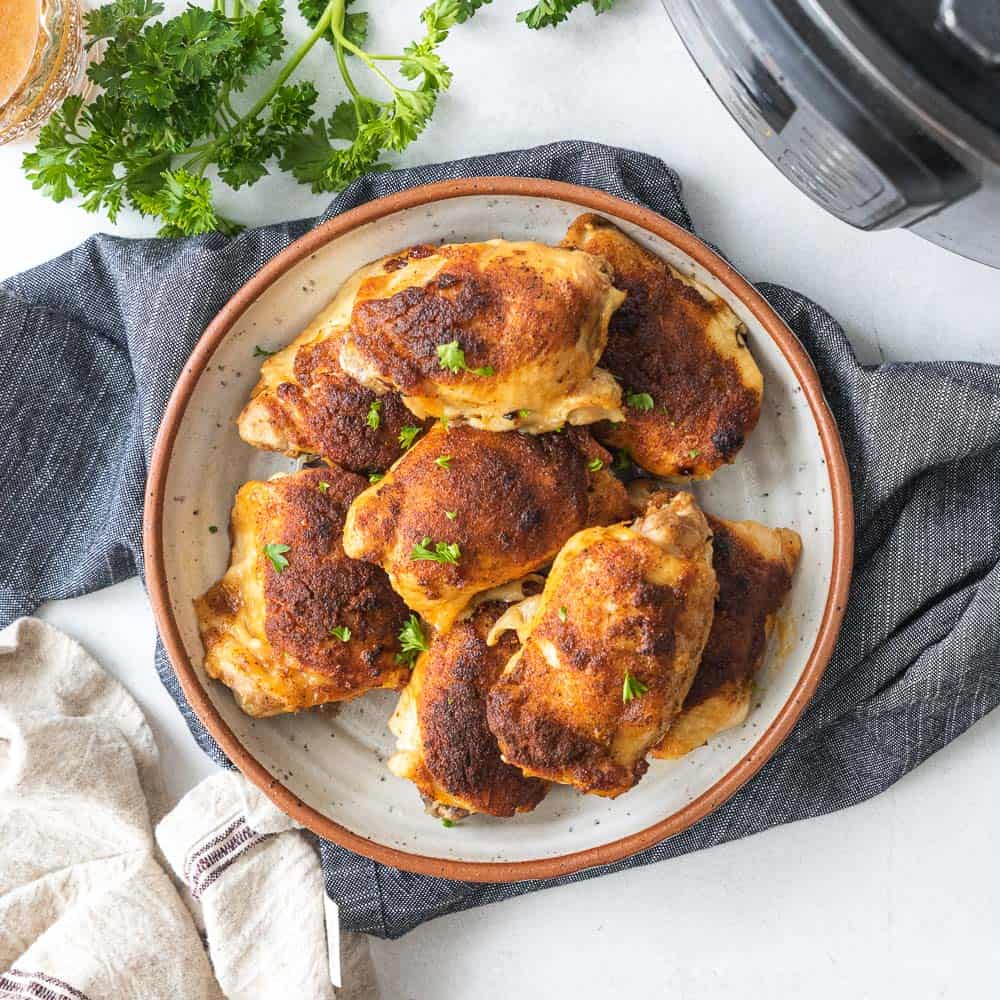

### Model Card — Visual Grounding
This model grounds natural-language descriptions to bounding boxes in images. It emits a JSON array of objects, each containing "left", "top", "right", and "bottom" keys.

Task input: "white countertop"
[{"left": 4, "top": 1, "right": 999, "bottom": 997}]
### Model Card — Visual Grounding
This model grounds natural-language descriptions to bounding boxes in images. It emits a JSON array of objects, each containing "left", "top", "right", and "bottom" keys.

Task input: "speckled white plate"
[{"left": 145, "top": 179, "right": 853, "bottom": 881}]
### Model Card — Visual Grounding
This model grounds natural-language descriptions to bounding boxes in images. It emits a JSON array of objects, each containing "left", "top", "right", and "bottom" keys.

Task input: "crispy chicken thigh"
[
  {"left": 238, "top": 262, "right": 430, "bottom": 473},
  {"left": 388, "top": 582, "right": 548, "bottom": 819},
  {"left": 338, "top": 240, "right": 625, "bottom": 432},
  {"left": 624, "top": 487, "right": 802, "bottom": 758},
  {"left": 562, "top": 214, "right": 763, "bottom": 478},
  {"left": 195, "top": 467, "right": 410, "bottom": 717},
  {"left": 486, "top": 492, "right": 717, "bottom": 797},
  {"left": 343, "top": 423, "right": 630, "bottom": 632}
]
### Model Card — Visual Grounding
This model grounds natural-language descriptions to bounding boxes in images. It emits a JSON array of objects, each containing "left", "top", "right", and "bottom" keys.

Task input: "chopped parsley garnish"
[
  {"left": 396, "top": 613, "right": 430, "bottom": 665},
  {"left": 445, "top": 510, "right": 457, "bottom": 520},
  {"left": 317, "top": 480, "right": 331, "bottom": 493},
  {"left": 263, "top": 543, "right": 290, "bottom": 573},
  {"left": 208, "top": 525, "right": 218, "bottom": 534},
  {"left": 558, "top": 606, "right": 567, "bottom": 622},
  {"left": 441, "top": 817, "right": 455, "bottom": 828},
  {"left": 365, "top": 399, "right": 381, "bottom": 430},
  {"left": 434, "top": 454, "right": 452, "bottom": 470},
  {"left": 612, "top": 449, "right": 632, "bottom": 475},
  {"left": 436, "top": 340, "right": 465, "bottom": 373},
  {"left": 518, "top": 409, "right": 530, "bottom": 419},
  {"left": 253, "top": 345, "right": 276, "bottom": 358},
  {"left": 622, "top": 671, "right": 649, "bottom": 703},
  {"left": 436, "top": 340, "right": 493, "bottom": 377},
  {"left": 688, "top": 449, "right": 701, "bottom": 459},
  {"left": 329, "top": 625, "right": 351, "bottom": 642},
  {"left": 587, "top": 458, "right": 604, "bottom": 472},
  {"left": 398, "top": 425, "right": 423, "bottom": 450},
  {"left": 411, "top": 537, "right": 460, "bottom": 564},
  {"left": 368, "top": 472, "right": 385, "bottom": 484},
  {"left": 625, "top": 390, "right": 654, "bottom": 411}
]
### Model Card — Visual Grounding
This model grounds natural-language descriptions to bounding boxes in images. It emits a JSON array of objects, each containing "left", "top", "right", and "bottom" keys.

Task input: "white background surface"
[{"left": 3, "top": 0, "right": 999, "bottom": 996}]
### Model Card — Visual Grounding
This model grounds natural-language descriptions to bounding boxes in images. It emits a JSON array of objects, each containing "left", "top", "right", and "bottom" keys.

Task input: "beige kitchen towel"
[{"left": 0, "top": 617, "right": 376, "bottom": 1000}]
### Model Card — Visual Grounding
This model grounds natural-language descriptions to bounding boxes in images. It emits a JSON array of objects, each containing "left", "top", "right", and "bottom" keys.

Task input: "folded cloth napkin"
[
  {"left": 0, "top": 617, "right": 376, "bottom": 998},
  {"left": 1, "top": 140, "right": 998, "bottom": 938}
]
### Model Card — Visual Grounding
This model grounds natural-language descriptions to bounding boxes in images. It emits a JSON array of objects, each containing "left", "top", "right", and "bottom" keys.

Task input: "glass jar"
[{"left": 0, "top": 0, "right": 85, "bottom": 145}]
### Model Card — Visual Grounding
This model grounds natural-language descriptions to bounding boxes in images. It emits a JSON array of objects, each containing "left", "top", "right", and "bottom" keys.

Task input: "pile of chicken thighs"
[{"left": 196, "top": 213, "right": 802, "bottom": 821}]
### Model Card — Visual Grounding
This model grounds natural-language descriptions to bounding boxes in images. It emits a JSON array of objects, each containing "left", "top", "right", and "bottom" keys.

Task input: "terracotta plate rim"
[{"left": 143, "top": 176, "right": 855, "bottom": 883}]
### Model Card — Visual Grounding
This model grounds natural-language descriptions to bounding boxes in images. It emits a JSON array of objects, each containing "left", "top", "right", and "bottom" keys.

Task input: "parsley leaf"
[
  {"left": 444, "top": 509, "right": 457, "bottom": 520},
  {"left": 612, "top": 448, "right": 632, "bottom": 476},
  {"left": 396, "top": 613, "right": 430, "bottom": 665},
  {"left": 366, "top": 398, "right": 381, "bottom": 430},
  {"left": 263, "top": 542, "right": 290, "bottom": 572},
  {"left": 436, "top": 340, "right": 466, "bottom": 373},
  {"left": 558, "top": 606, "right": 567, "bottom": 622},
  {"left": 368, "top": 471, "right": 385, "bottom": 483},
  {"left": 411, "top": 536, "right": 461, "bottom": 563},
  {"left": 318, "top": 480, "right": 331, "bottom": 493},
  {"left": 625, "top": 390, "right": 654, "bottom": 411},
  {"left": 587, "top": 458, "right": 604, "bottom": 472},
  {"left": 26, "top": 0, "right": 615, "bottom": 233},
  {"left": 436, "top": 339, "right": 492, "bottom": 377},
  {"left": 254, "top": 344, "right": 276, "bottom": 357},
  {"left": 329, "top": 625, "right": 352, "bottom": 642},
  {"left": 434, "top": 454, "right": 452, "bottom": 470},
  {"left": 622, "top": 671, "right": 649, "bottom": 703},
  {"left": 517, "top": 0, "right": 617, "bottom": 29},
  {"left": 398, "top": 425, "right": 423, "bottom": 450}
]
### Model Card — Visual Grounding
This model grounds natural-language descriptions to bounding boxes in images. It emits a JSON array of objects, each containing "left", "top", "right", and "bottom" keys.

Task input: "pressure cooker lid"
[{"left": 847, "top": 0, "right": 1000, "bottom": 132}]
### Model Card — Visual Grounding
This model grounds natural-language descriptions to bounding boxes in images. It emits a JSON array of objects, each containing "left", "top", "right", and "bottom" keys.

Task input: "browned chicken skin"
[
  {"left": 195, "top": 467, "right": 410, "bottom": 717},
  {"left": 339, "top": 240, "right": 625, "bottom": 432},
  {"left": 237, "top": 261, "right": 430, "bottom": 472},
  {"left": 625, "top": 487, "right": 802, "bottom": 758},
  {"left": 388, "top": 584, "right": 548, "bottom": 819},
  {"left": 342, "top": 423, "right": 630, "bottom": 632},
  {"left": 486, "top": 492, "right": 717, "bottom": 797},
  {"left": 562, "top": 214, "right": 763, "bottom": 478}
]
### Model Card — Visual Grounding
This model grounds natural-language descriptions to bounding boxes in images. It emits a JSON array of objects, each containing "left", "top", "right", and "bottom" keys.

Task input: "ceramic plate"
[{"left": 145, "top": 179, "right": 853, "bottom": 881}]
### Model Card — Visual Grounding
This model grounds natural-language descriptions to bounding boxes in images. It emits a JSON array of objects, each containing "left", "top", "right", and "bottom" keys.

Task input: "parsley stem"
[
  {"left": 330, "top": 24, "right": 401, "bottom": 92},
  {"left": 335, "top": 38, "right": 363, "bottom": 107},
  {"left": 329, "top": 1, "right": 364, "bottom": 124},
  {"left": 238, "top": 0, "right": 340, "bottom": 126}
]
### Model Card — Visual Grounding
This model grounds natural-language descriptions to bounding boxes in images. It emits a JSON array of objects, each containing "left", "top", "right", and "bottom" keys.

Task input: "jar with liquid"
[{"left": 0, "top": 0, "right": 85, "bottom": 144}]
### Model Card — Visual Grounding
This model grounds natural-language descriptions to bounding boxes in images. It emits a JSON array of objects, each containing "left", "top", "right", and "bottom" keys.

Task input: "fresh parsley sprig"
[{"left": 24, "top": 0, "right": 619, "bottom": 235}]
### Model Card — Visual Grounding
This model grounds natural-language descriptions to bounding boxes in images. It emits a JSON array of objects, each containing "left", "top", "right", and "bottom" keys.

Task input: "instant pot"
[{"left": 663, "top": 0, "right": 1000, "bottom": 267}]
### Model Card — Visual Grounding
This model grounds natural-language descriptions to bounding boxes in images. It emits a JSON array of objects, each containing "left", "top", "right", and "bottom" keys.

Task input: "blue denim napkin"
[{"left": 2, "top": 141, "right": 998, "bottom": 938}]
